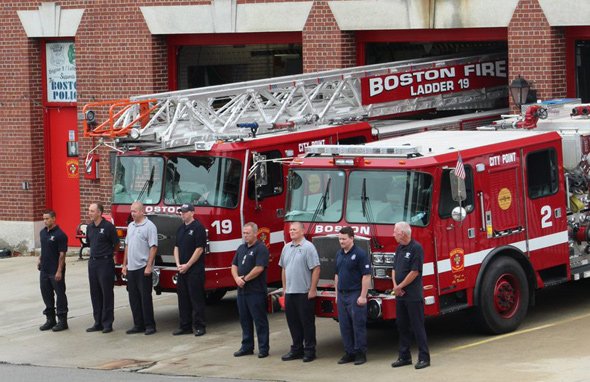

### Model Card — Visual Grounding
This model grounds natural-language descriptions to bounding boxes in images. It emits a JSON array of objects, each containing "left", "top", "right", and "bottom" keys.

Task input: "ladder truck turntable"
[
  {"left": 81, "top": 52, "right": 508, "bottom": 302},
  {"left": 284, "top": 99, "right": 590, "bottom": 333}
]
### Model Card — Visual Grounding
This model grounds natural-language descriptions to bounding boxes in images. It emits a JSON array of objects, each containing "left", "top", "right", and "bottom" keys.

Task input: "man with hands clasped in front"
[
  {"left": 172, "top": 203, "right": 207, "bottom": 337},
  {"left": 231, "top": 222, "right": 270, "bottom": 358},
  {"left": 334, "top": 226, "right": 371, "bottom": 365},
  {"left": 391, "top": 221, "right": 430, "bottom": 370}
]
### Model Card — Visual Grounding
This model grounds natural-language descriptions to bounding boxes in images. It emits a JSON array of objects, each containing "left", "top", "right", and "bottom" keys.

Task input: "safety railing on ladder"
[{"left": 83, "top": 99, "right": 158, "bottom": 138}]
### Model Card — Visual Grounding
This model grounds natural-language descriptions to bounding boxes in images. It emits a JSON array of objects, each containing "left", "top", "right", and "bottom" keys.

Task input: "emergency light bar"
[{"left": 305, "top": 144, "right": 421, "bottom": 157}]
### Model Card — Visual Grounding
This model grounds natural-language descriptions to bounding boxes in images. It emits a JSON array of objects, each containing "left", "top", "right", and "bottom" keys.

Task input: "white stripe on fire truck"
[
  {"left": 429, "top": 230, "right": 569, "bottom": 276},
  {"left": 270, "top": 231, "right": 285, "bottom": 244},
  {"left": 528, "top": 230, "right": 569, "bottom": 251},
  {"left": 207, "top": 230, "right": 285, "bottom": 253}
]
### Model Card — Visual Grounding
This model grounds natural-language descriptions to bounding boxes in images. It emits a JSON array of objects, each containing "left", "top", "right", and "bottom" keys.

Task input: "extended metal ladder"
[{"left": 83, "top": 52, "right": 507, "bottom": 151}]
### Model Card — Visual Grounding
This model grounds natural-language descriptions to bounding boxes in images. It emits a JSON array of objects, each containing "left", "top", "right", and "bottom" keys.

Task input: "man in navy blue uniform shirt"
[
  {"left": 231, "top": 222, "right": 270, "bottom": 358},
  {"left": 334, "top": 226, "right": 371, "bottom": 365},
  {"left": 173, "top": 203, "right": 207, "bottom": 336},
  {"left": 86, "top": 202, "right": 118, "bottom": 333},
  {"left": 38, "top": 210, "right": 69, "bottom": 332},
  {"left": 391, "top": 221, "right": 430, "bottom": 370}
]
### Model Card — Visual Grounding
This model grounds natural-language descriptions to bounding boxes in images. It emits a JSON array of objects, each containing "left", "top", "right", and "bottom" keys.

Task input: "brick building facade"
[{"left": 1, "top": 0, "right": 589, "bottom": 252}]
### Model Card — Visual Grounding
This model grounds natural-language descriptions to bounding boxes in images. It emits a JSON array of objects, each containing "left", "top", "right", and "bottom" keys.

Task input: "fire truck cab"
[{"left": 285, "top": 117, "right": 589, "bottom": 333}]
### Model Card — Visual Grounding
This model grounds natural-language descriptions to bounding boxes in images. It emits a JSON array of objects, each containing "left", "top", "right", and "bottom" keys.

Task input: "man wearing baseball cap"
[{"left": 173, "top": 203, "right": 208, "bottom": 336}]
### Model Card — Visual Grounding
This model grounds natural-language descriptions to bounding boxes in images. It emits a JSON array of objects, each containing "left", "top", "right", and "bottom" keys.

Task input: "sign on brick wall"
[{"left": 46, "top": 42, "right": 77, "bottom": 103}]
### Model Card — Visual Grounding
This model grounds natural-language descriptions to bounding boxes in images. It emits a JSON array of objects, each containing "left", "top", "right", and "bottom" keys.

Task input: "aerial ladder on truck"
[
  {"left": 82, "top": 52, "right": 508, "bottom": 151},
  {"left": 78, "top": 52, "right": 509, "bottom": 301}
]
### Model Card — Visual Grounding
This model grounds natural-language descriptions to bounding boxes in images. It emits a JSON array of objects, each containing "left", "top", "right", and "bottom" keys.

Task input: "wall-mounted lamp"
[
  {"left": 85, "top": 110, "right": 96, "bottom": 125},
  {"left": 509, "top": 75, "right": 531, "bottom": 108}
]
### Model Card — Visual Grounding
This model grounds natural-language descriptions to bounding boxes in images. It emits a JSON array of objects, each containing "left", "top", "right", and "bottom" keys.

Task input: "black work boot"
[
  {"left": 51, "top": 315, "right": 68, "bottom": 332},
  {"left": 39, "top": 314, "right": 56, "bottom": 331}
]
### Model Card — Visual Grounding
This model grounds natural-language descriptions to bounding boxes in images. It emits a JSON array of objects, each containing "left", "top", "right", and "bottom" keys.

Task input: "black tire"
[
  {"left": 476, "top": 257, "right": 529, "bottom": 334},
  {"left": 205, "top": 289, "right": 227, "bottom": 305}
]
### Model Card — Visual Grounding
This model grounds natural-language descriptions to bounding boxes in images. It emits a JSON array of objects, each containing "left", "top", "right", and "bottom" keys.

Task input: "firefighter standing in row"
[
  {"left": 231, "top": 222, "right": 270, "bottom": 358},
  {"left": 391, "top": 221, "right": 430, "bottom": 370},
  {"left": 279, "top": 221, "right": 321, "bottom": 363},
  {"left": 334, "top": 226, "right": 371, "bottom": 365},
  {"left": 86, "top": 202, "right": 118, "bottom": 333},
  {"left": 122, "top": 201, "right": 158, "bottom": 335},
  {"left": 173, "top": 203, "right": 207, "bottom": 337},
  {"left": 38, "top": 210, "right": 69, "bottom": 332}
]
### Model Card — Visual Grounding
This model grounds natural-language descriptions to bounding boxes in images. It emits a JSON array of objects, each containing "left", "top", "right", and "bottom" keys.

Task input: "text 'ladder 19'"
[{"left": 82, "top": 52, "right": 507, "bottom": 151}]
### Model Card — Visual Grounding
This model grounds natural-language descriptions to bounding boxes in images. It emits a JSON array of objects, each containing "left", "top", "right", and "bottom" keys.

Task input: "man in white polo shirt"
[
  {"left": 122, "top": 201, "right": 158, "bottom": 335},
  {"left": 279, "top": 221, "right": 320, "bottom": 363}
]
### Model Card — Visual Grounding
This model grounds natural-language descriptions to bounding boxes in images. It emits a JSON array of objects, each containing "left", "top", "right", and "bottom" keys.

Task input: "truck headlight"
[
  {"left": 373, "top": 254, "right": 384, "bottom": 265},
  {"left": 384, "top": 254, "right": 395, "bottom": 264}
]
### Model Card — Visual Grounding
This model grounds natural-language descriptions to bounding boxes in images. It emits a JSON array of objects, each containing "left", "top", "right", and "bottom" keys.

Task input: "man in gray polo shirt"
[
  {"left": 122, "top": 201, "right": 158, "bottom": 335},
  {"left": 279, "top": 221, "right": 320, "bottom": 363}
]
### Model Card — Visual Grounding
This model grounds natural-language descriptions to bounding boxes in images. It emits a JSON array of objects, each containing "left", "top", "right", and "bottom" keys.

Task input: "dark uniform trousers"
[
  {"left": 237, "top": 292, "right": 269, "bottom": 353},
  {"left": 40, "top": 269, "right": 68, "bottom": 317},
  {"left": 285, "top": 293, "right": 316, "bottom": 356},
  {"left": 396, "top": 300, "right": 430, "bottom": 362},
  {"left": 127, "top": 267, "right": 156, "bottom": 330},
  {"left": 177, "top": 270, "right": 206, "bottom": 330},
  {"left": 88, "top": 257, "right": 115, "bottom": 328},
  {"left": 337, "top": 290, "right": 367, "bottom": 354}
]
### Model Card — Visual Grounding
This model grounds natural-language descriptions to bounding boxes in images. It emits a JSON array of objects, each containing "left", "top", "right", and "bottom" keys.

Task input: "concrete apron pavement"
[
  {"left": 1, "top": 256, "right": 348, "bottom": 381},
  {"left": 1, "top": 256, "right": 590, "bottom": 382}
]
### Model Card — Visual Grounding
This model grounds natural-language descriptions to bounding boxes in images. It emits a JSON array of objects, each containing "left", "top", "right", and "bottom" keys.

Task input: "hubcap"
[{"left": 493, "top": 273, "right": 520, "bottom": 319}]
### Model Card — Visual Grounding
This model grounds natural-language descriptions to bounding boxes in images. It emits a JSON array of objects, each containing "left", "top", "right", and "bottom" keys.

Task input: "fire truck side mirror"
[
  {"left": 449, "top": 171, "right": 466, "bottom": 203},
  {"left": 249, "top": 153, "right": 269, "bottom": 188},
  {"left": 451, "top": 206, "right": 467, "bottom": 222},
  {"left": 255, "top": 163, "right": 268, "bottom": 187}
]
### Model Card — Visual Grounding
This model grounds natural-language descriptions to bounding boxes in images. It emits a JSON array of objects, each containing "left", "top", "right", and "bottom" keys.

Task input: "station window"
[
  {"left": 364, "top": 41, "right": 507, "bottom": 65},
  {"left": 526, "top": 149, "right": 559, "bottom": 199},
  {"left": 439, "top": 166, "right": 475, "bottom": 219},
  {"left": 177, "top": 44, "right": 302, "bottom": 89}
]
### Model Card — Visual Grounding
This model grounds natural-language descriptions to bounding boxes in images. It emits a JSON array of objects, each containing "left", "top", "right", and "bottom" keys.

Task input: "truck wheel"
[
  {"left": 476, "top": 257, "right": 529, "bottom": 334},
  {"left": 205, "top": 289, "right": 227, "bottom": 305}
]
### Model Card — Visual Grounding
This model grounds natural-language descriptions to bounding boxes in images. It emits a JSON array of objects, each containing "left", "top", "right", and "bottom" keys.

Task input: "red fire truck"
[
  {"left": 284, "top": 99, "right": 590, "bottom": 333},
  {"left": 82, "top": 53, "right": 508, "bottom": 302}
]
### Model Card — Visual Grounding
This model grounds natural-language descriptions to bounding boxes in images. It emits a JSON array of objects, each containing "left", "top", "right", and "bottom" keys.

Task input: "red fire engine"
[
  {"left": 81, "top": 53, "right": 508, "bottom": 302},
  {"left": 284, "top": 99, "right": 590, "bottom": 333}
]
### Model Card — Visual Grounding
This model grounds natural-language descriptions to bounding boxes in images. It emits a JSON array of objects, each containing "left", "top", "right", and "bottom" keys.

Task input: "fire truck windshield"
[
  {"left": 286, "top": 169, "right": 345, "bottom": 222},
  {"left": 347, "top": 170, "right": 432, "bottom": 227},
  {"left": 163, "top": 156, "right": 241, "bottom": 208},
  {"left": 112, "top": 156, "right": 164, "bottom": 204}
]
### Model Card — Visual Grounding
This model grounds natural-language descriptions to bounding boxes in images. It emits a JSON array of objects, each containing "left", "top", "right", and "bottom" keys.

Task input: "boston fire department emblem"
[
  {"left": 450, "top": 248, "right": 464, "bottom": 273},
  {"left": 66, "top": 159, "right": 79, "bottom": 178},
  {"left": 257, "top": 227, "right": 271, "bottom": 249}
]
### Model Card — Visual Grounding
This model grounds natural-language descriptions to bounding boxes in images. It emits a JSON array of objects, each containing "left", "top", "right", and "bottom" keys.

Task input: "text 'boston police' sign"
[{"left": 46, "top": 42, "right": 77, "bottom": 103}]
